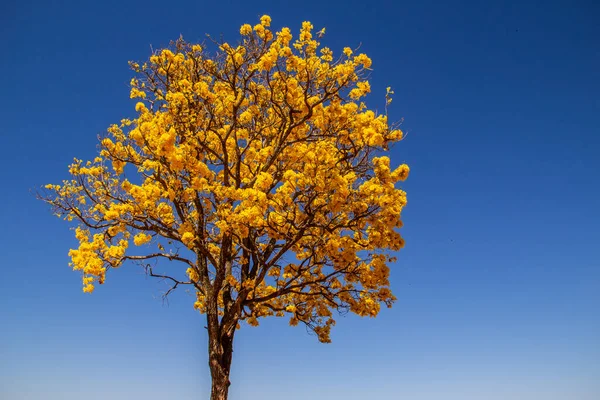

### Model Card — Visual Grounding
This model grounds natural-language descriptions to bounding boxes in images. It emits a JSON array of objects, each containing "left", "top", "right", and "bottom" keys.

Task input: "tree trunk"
[{"left": 207, "top": 314, "right": 235, "bottom": 400}]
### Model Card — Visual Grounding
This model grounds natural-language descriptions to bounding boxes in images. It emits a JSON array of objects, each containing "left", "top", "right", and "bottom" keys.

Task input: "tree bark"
[{"left": 207, "top": 313, "right": 235, "bottom": 400}]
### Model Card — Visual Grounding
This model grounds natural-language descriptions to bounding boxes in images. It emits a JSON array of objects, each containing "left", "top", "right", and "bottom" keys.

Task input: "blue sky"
[{"left": 1, "top": 0, "right": 599, "bottom": 399}]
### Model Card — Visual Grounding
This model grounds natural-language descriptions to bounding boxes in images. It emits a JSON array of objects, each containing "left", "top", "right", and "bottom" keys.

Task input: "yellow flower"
[
  {"left": 83, "top": 284, "right": 95, "bottom": 293},
  {"left": 240, "top": 24, "right": 252, "bottom": 35},
  {"left": 130, "top": 87, "right": 146, "bottom": 99},
  {"left": 260, "top": 15, "right": 271, "bottom": 27},
  {"left": 354, "top": 53, "right": 372, "bottom": 68},
  {"left": 253, "top": 24, "right": 265, "bottom": 37},
  {"left": 133, "top": 232, "right": 152, "bottom": 246},
  {"left": 391, "top": 164, "right": 410, "bottom": 181},
  {"left": 181, "top": 232, "right": 195, "bottom": 247}
]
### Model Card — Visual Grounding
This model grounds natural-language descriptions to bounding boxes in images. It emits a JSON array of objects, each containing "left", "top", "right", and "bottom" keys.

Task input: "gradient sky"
[{"left": 1, "top": 0, "right": 599, "bottom": 399}]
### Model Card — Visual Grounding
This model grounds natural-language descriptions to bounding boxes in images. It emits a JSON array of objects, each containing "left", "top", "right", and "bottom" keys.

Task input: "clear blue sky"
[{"left": 1, "top": 0, "right": 599, "bottom": 399}]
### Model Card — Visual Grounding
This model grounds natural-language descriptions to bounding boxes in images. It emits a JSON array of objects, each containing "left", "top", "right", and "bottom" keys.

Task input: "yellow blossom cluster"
[{"left": 41, "top": 15, "right": 408, "bottom": 343}]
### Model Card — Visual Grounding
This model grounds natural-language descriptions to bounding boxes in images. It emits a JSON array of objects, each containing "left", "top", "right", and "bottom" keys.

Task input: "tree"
[{"left": 40, "top": 15, "right": 409, "bottom": 400}]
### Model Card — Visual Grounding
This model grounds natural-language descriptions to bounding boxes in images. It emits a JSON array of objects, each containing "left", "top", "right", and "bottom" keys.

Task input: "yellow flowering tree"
[{"left": 40, "top": 15, "right": 408, "bottom": 400}]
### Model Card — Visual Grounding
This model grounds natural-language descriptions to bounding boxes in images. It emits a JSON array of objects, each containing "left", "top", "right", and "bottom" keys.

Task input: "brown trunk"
[{"left": 208, "top": 313, "right": 235, "bottom": 400}]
